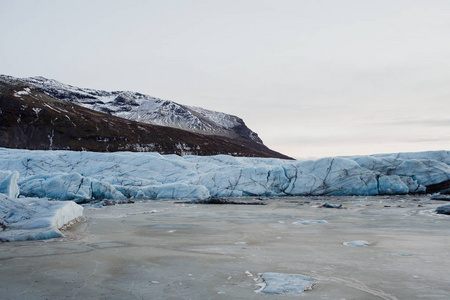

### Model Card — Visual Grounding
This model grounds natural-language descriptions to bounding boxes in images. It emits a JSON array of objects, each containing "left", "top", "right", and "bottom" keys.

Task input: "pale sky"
[{"left": 1, "top": 0, "right": 449, "bottom": 158}]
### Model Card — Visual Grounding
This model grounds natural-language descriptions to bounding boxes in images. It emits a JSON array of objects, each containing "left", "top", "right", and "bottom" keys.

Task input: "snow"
[
  {"left": 0, "top": 194, "right": 83, "bottom": 242},
  {"left": 13, "top": 87, "right": 31, "bottom": 97},
  {"left": 187, "top": 105, "right": 239, "bottom": 129},
  {"left": 0, "top": 148, "right": 449, "bottom": 202}
]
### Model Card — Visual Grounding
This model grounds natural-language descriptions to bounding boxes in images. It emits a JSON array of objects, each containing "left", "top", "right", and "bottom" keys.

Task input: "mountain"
[
  {"left": 0, "top": 75, "right": 291, "bottom": 159},
  {"left": 17, "top": 76, "right": 263, "bottom": 144}
]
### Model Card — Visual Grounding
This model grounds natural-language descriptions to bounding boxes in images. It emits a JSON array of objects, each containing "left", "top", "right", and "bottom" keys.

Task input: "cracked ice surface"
[{"left": 0, "top": 148, "right": 449, "bottom": 201}]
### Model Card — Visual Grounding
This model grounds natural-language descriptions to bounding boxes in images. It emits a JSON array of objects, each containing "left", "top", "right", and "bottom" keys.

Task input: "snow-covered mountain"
[
  {"left": 0, "top": 75, "right": 290, "bottom": 158},
  {"left": 13, "top": 75, "right": 263, "bottom": 144}
]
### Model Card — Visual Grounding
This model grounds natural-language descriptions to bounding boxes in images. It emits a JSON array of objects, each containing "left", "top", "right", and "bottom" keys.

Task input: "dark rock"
[
  {"left": 178, "top": 197, "right": 266, "bottom": 205},
  {"left": 102, "top": 199, "right": 135, "bottom": 206},
  {"left": 430, "top": 194, "right": 450, "bottom": 201},
  {"left": 84, "top": 199, "right": 135, "bottom": 206},
  {"left": 426, "top": 179, "right": 450, "bottom": 194},
  {"left": 112, "top": 94, "right": 139, "bottom": 106},
  {"left": 322, "top": 202, "right": 343, "bottom": 209}
]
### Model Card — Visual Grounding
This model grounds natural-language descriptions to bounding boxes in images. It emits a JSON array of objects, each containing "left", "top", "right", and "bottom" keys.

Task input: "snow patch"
[{"left": 14, "top": 87, "right": 31, "bottom": 97}]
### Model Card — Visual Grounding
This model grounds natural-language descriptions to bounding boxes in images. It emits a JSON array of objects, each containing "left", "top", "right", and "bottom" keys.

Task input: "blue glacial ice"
[
  {"left": 0, "top": 194, "right": 83, "bottom": 242},
  {"left": 0, "top": 148, "right": 449, "bottom": 201}
]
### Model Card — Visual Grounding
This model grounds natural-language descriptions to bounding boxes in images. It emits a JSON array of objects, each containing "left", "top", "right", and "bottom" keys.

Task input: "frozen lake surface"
[{"left": 1, "top": 195, "right": 449, "bottom": 299}]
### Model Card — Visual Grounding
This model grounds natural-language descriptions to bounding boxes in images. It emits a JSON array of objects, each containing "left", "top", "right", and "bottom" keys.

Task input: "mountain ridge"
[
  {"left": 0, "top": 75, "right": 291, "bottom": 159},
  {"left": 6, "top": 75, "right": 263, "bottom": 144}
]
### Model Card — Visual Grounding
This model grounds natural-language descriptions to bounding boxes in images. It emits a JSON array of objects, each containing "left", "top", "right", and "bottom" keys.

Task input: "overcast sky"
[{"left": 1, "top": 0, "right": 449, "bottom": 158}]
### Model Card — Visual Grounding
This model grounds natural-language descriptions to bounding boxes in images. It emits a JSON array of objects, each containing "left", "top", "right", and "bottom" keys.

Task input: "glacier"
[
  {"left": 1, "top": 148, "right": 449, "bottom": 242},
  {"left": 0, "top": 148, "right": 449, "bottom": 202}
]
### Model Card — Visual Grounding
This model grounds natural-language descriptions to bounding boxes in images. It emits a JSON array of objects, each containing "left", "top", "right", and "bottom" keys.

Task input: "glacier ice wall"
[{"left": 0, "top": 148, "right": 449, "bottom": 201}]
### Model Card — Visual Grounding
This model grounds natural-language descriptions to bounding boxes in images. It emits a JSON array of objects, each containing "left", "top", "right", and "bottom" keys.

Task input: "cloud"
[
  {"left": 385, "top": 119, "right": 450, "bottom": 127},
  {"left": 267, "top": 128, "right": 450, "bottom": 148}
]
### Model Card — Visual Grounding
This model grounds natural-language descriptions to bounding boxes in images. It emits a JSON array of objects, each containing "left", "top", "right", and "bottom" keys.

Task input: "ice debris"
[
  {"left": 256, "top": 272, "right": 316, "bottom": 294},
  {"left": 392, "top": 253, "right": 412, "bottom": 256},
  {"left": 292, "top": 220, "right": 328, "bottom": 225},
  {"left": 436, "top": 203, "right": 450, "bottom": 215},
  {"left": 0, "top": 194, "right": 83, "bottom": 241},
  {"left": 343, "top": 240, "right": 370, "bottom": 247}
]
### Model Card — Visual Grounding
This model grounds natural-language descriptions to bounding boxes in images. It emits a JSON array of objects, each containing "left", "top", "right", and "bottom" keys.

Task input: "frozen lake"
[{"left": 1, "top": 196, "right": 449, "bottom": 299}]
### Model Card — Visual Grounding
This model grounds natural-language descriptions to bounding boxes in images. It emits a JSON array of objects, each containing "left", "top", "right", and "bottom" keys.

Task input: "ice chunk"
[
  {"left": 436, "top": 203, "right": 450, "bottom": 215},
  {"left": 392, "top": 253, "right": 412, "bottom": 256},
  {"left": 0, "top": 170, "right": 19, "bottom": 198},
  {"left": 0, "top": 194, "right": 83, "bottom": 241},
  {"left": 378, "top": 175, "right": 409, "bottom": 195},
  {"left": 343, "top": 240, "right": 370, "bottom": 247},
  {"left": 19, "top": 173, "right": 92, "bottom": 202},
  {"left": 137, "top": 183, "right": 210, "bottom": 199},
  {"left": 258, "top": 272, "right": 315, "bottom": 294},
  {"left": 292, "top": 220, "right": 327, "bottom": 225},
  {"left": 91, "top": 180, "right": 125, "bottom": 200}
]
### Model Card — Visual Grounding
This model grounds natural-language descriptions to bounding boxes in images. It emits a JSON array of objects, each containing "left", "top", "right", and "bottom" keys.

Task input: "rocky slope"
[
  {"left": 10, "top": 75, "right": 263, "bottom": 144},
  {"left": 0, "top": 75, "right": 290, "bottom": 159}
]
